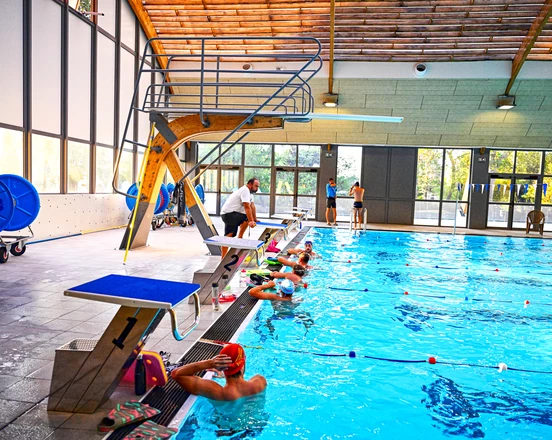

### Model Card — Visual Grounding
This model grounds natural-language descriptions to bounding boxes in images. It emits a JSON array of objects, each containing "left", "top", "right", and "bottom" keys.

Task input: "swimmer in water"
[{"left": 171, "top": 343, "right": 266, "bottom": 401}]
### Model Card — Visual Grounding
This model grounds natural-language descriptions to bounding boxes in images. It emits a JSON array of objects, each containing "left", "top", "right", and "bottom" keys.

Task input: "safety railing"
[{"left": 113, "top": 37, "right": 323, "bottom": 196}]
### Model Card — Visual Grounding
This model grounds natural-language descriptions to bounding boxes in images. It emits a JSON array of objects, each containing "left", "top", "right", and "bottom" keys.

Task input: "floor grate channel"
[{"left": 201, "top": 287, "right": 258, "bottom": 343}]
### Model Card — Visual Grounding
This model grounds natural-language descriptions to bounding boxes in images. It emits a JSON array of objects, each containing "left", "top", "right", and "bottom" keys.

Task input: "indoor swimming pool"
[{"left": 179, "top": 228, "right": 552, "bottom": 439}]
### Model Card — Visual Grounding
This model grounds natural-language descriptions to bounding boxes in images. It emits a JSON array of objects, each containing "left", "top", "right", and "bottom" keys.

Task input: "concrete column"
[
  {"left": 468, "top": 149, "right": 490, "bottom": 229},
  {"left": 317, "top": 145, "right": 338, "bottom": 221}
]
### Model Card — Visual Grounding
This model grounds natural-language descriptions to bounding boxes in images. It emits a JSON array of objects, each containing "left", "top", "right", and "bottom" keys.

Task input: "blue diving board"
[
  {"left": 204, "top": 236, "right": 263, "bottom": 250},
  {"left": 65, "top": 274, "right": 200, "bottom": 309},
  {"left": 256, "top": 221, "right": 289, "bottom": 230}
]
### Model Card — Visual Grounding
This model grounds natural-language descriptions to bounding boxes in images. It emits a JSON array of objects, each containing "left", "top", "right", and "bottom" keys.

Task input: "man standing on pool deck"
[
  {"left": 349, "top": 181, "right": 365, "bottom": 230},
  {"left": 326, "top": 178, "right": 338, "bottom": 226},
  {"left": 220, "top": 178, "right": 259, "bottom": 257},
  {"left": 171, "top": 343, "right": 266, "bottom": 401}
]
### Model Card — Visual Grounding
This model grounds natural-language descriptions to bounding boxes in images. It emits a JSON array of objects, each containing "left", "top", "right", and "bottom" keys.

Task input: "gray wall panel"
[
  {"left": 388, "top": 200, "right": 414, "bottom": 224},
  {"left": 363, "top": 147, "right": 388, "bottom": 199},
  {"left": 366, "top": 200, "right": 386, "bottom": 223},
  {"left": 389, "top": 148, "right": 416, "bottom": 199}
]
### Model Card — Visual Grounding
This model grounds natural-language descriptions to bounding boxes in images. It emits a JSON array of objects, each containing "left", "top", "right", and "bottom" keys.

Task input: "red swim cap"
[{"left": 220, "top": 343, "right": 246, "bottom": 376}]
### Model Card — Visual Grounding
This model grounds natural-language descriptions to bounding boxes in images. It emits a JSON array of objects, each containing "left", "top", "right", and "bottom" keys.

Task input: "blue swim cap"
[
  {"left": 279, "top": 279, "right": 295, "bottom": 296},
  {"left": 305, "top": 240, "right": 313, "bottom": 245}
]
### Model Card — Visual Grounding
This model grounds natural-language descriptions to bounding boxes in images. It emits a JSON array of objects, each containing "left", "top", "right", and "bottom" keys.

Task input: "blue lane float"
[
  {"left": 0, "top": 174, "right": 40, "bottom": 231},
  {"left": 125, "top": 183, "right": 170, "bottom": 215}
]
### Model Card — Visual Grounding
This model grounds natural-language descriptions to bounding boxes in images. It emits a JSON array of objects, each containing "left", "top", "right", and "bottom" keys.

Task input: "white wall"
[{"left": 23, "top": 194, "right": 128, "bottom": 239}]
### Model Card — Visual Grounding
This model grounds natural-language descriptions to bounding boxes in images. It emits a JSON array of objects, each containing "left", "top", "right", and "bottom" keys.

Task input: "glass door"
[
  {"left": 487, "top": 177, "right": 512, "bottom": 228},
  {"left": 512, "top": 177, "right": 537, "bottom": 229},
  {"left": 487, "top": 176, "right": 537, "bottom": 229},
  {"left": 297, "top": 169, "right": 318, "bottom": 213},
  {"left": 219, "top": 167, "right": 240, "bottom": 214},
  {"left": 199, "top": 167, "right": 218, "bottom": 215},
  {"left": 274, "top": 169, "right": 295, "bottom": 215}
]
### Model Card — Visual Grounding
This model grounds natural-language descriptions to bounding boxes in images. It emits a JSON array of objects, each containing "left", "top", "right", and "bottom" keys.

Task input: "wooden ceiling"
[{"left": 133, "top": 0, "right": 552, "bottom": 62}]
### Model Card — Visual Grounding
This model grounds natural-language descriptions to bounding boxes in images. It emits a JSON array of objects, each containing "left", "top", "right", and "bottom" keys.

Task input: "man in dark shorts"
[
  {"left": 325, "top": 178, "right": 337, "bottom": 226},
  {"left": 220, "top": 178, "right": 259, "bottom": 257},
  {"left": 349, "top": 181, "right": 365, "bottom": 230}
]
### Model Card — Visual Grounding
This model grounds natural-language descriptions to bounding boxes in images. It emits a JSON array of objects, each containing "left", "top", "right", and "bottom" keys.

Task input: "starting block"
[
  {"left": 48, "top": 275, "right": 200, "bottom": 414},
  {"left": 272, "top": 214, "right": 302, "bottom": 231},
  {"left": 192, "top": 236, "right": 264, "bottom": 304},
  {"left": 256, "top": 220, "right": 291, "bottom": 243}
]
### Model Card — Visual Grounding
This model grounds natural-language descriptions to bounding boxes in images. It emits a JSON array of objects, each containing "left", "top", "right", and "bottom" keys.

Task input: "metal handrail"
[
  {"left": 169, "top": 292, "right": 201, "bottom": 341},
  {"left": 112, "top": 36, "right": 323, "bottom": 198}
]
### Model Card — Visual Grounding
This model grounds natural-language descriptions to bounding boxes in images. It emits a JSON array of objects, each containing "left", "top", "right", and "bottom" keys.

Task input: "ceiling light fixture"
[
  {"left": 496, "top": 95, "right": 516, "bottom": 110},
  {"left": 323, "top": 93, "right": 339, "bottom": 108}
]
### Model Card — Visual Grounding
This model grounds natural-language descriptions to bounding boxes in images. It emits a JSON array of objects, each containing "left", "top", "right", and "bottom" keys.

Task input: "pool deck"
[{"left": 0, "top": 218, "right": 548, "bottom": 439}]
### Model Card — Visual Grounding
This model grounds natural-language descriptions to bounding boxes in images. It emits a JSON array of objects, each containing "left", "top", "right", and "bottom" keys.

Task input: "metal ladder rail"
[
  {"left": 113, "top": 37, "right": 322, "bottom": 199},
  {"left": 176, "top": 61, "right": 322, "bottom": 184},
  {"left": 147, "top": 42, "right": 321, "bottom": 181}
]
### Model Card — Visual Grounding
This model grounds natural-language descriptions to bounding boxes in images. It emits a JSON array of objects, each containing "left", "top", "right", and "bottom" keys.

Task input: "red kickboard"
[{"left": 122, "top": 351, "right": 168, "bottom": 387}]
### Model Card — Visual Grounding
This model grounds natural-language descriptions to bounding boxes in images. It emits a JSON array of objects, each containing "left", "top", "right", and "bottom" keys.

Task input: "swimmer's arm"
[
  {"left": 249, "top": 282, "right": 282, "bottom": 301},
  {"left": 277, "top": 256, "right": 293, "bottom": 267},
  {"left": 287, "top": 248, "right": 302, "bottom": 255},
  {"left": 270, "top": 272, "right": 285, "bottom": 279},
  {"left": 171, "top": 355, "right": 232, "bottom": 398}
]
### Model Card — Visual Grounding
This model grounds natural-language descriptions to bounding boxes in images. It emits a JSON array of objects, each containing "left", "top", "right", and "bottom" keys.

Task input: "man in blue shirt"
[{"left": 325, "top": 178, "right": 337, "bottom": 226}]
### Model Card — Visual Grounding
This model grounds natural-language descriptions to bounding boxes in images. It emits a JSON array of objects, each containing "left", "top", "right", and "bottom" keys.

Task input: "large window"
[
  {"left": 542, "top": 152, "right": 552, "bottom": 231},
  {"left": 31, "top": 134, "right": 61, "bottom": 193},
  {"left": 67, "top": 141, "right": 90, "bottom": 193},
  {"left": 0, "top": 0, "right": 147, "bottom": 198},
  {"left": 0, "top": 128, "right": 24, "bottom": 176},
  {"left": 414, "top": 148, "right": 471, "bottom": 227},
  {"left": 117, "top": 149, "right": 134, "bottom": 192},
  {"left": 196, "top": 142, "right": 320, "bottom": 217},
  {"left": 487, "top": 150, "right": 544, "bottom": 229},
  {"left": 95, "top": 146, "right": 113, "bottom": 193}
]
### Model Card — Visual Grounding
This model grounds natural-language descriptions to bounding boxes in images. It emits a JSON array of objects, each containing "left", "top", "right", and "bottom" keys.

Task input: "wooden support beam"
[
  {"left": 120, "top": 115, "right": 284, "bottom": 250},
  {"left": 505, "top": 0, "right": 552, "bottom": 95}
]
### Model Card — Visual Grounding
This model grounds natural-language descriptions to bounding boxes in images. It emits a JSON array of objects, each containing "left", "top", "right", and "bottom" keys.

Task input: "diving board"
[
  {"left": 193, "top": 236, "right": 264, "bottom": 304},
  {"left": 49, "top": 275, "right": 201, "bottom": 414}
]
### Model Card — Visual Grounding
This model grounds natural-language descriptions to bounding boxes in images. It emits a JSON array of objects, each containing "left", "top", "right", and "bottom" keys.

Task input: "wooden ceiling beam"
[
  {"left": 127, "top": 0, "right": 168, "bottom": 69},
  {"left": 505, "top": 0, "right": 552, "bottom": 94}
]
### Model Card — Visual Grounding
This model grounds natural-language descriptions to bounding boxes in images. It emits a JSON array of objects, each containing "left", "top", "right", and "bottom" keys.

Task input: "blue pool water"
[{"left": 179, "top": 229, "right": 552, "bottom": 439}]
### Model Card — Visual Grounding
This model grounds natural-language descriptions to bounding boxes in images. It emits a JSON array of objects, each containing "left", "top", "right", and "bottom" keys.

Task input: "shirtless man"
[
  {"left": 171, "top": 343, "right": 266, "bottom": 401},
  {"left": 269, "top": 264, "right": 305, "bottom": 284},
  {"left": 287, "top": 240, "right": 317, "bottom": 258},
  {"left": 349, "top": 181, "right": 365, "bottom": 230}
]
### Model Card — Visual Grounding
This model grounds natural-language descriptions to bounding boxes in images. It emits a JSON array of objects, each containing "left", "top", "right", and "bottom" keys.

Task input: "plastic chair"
[{"left": 526, "top": 210, "right": 545, "bottom": 236}]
